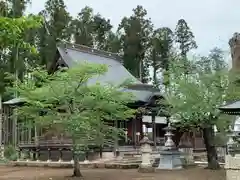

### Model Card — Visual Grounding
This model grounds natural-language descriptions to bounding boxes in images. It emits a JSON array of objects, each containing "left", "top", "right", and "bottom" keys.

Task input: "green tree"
[
  {"left": 0, "top": 15, "right": 42, "bottom": 95},
  {"left": 93, "top": 14, "right": 113, "bottom": 50},
  {"left": 0, "top": 14, "right": 42, "bottom": 147},
  {"left": 13, "top": 63, "right": 135, "bottom": 177},
  {"left": 2, "top": 0, "right": 35, "bottom": 81},
  {"left": 209, "top": 47, "right": 227, "bottom": 71},
  {"left": 104, "top": 31, "right": 121, "bottom": 53},
  {"left": 71, "top": 6, "right": 115, "bottom": 52},
  {"left": 175, "top": 19, "right": 197, "bottom": 72},
  {"left": 118, "top": 5, "right": 153, "bottom": 82},
  {"left": 71, "top": 6, "right": 95, "bottom": 47},
  {"left": 151, "top": 27, "right": 173, "bottom": 86},
  {"left": 0, "top": 1, "right": 8, "bottom": 16},
  {"left": 196, "top": 47, "right": 227, "bottom": 73},
  {"left": 7, "top": 0, "right": 30, "bottom": 18},
  {"left": 166, "top": 59, "right": 229, "bottom": 169},
  {"left": 37, "top": 0, "right": 72, "bottom": 66}
]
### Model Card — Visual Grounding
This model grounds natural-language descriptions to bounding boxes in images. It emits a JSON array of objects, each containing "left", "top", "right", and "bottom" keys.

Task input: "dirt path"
[{"left": 0, "top": 166, "right": 226, "bottom": 180}]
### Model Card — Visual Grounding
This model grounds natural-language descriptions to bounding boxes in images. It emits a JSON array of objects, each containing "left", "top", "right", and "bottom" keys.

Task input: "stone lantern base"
[
  {"left": 157, "top": 150, "right": 183, "bottom": 170},
  {"left": 225, "top": 154, "right": 240, "bottom": 180},
  {"left": 138, "top": 165, "right": 155, "bottom": 173}
]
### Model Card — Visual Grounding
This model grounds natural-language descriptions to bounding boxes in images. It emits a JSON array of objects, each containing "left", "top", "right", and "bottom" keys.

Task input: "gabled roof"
[
  {"left": 4, "top": 42, "right": 162, "bottom": 106},
  {"left": 3, "top": 97, "right": 25, "bottom": 105},
  {"left": 49, "top": 41, "right": 162, "bottom": 103},
  {"left": 219, "top": 100, "right": 240, "bottom": 115},
  {"left": 55, "top": 42, "right": 141, "bottom": 86},
  {"left": 219, "top": 101, "right": 240, "bottom": 110}
]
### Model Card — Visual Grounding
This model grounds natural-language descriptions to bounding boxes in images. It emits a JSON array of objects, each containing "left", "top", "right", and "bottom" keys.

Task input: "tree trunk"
[
  {"left": 73, "top": 152, "right": 83, "bottom": 177},
  {"left": 202, "top": 126, "right": 220, "bottom": 170},
  {"left": 173, "top": 128, "right": 184, "bottom": 147}
]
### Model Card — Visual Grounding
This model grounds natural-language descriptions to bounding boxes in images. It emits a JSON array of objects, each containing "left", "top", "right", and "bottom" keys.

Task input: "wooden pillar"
[
  {"left": 85, "top": 151, "right": 89, "bottom": 161},
  {"left": 71, "top": 148, "right": 74, "bottom": 162},
  {"left": 34, "top": 124, "right": 38, "bottom": 145},
  {"left": 152, "top": 110, "right": 156, "bottom": 148},
  {"left": 36, "top": 148, "right": 40, "bottom": 161},
  {"left": 47, "top": 148, "right": 51, "bottom": 162},
  {"left": 114, "top": 119, "right": 118, "bottom": 156},
  {"left": 28, "top": 119, "right": 32, "bottom": 143},
  {"left": 17, "top": 148, "right": 22, "bottom": 160},
  {"left": 58, "top": 148, "right": 63, "bottom": 162},
  {"left": 132, "top": 118, "right": 137, "bottom": 146},
  {"left": 32, "top": 149, "right": 36, "bottom": 161},
  {"left": 13, "top": 107, "right": 17, "bottom": 146}
]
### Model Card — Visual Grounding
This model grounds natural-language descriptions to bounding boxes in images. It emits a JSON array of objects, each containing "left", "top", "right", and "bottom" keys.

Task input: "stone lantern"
[
  {"left": 225, "top": 123, "right": 240, "bottom": 180},
  {"left": 138, "top": 136, "right": 155, "bottom": 173},
  {"left": 157, "top": 122, "right": 182, "bottom": 170},
  {"left": 226, "top": 124, "right": 240, "bottom": 156}
]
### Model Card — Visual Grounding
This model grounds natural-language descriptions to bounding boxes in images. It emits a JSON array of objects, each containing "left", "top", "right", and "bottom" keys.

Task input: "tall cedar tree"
[
  {"left": 118, "top": 5, "right": 153, "bottom": 83},
  {"left": 175, "top": 19, "right": 197, "bottom": 73},
  {"left": 151, "top": 27, "right": 173, "bottom": 86},
  {"left": 71, "top": 6, "right": 95, "bottom": 47},
  {"left": 71, "top": 6, "right": 117, "bottom": 52},
  {"left": 37, "top": 0, "right": 71, "bottom": 67}
]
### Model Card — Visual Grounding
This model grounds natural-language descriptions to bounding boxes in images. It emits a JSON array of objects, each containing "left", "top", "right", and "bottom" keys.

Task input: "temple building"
[{"left": 1, "top": 41, "right": 205, "bottom": 161}]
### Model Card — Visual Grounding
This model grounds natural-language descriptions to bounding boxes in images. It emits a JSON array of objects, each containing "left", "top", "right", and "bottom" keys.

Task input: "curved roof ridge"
[{"left": 57, "top": 40, "right": 123, "bottom": 63}]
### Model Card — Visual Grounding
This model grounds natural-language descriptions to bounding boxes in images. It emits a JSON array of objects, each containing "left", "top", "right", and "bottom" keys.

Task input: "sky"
[{"left": 26, "top": 0, "right": 240, "bottom": 58}]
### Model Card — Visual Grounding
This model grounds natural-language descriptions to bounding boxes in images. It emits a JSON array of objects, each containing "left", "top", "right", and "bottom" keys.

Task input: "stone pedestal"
[
  {"left": 157, "top": 150, "right": 182, "bottom": 170},
  {"left": 179, "top": 147, "right": 194, "bottom": 165},
  {"left": 178, "top": 136, "right": 194, "bottom": 166},
  {"left": 138, "top": 136, "right": 155, "bottom": 173},
  {"left": 225, "top": 154, "right": 240, "bottom": 180}
]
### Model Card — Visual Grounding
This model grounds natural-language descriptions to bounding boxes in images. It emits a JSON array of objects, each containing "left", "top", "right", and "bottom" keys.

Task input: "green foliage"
[
  {"left": 0, "top": 14, "right": 42, "bottom": 94},
  {"left": 151, "top": 27, "right": 173, "bottom": 85},
  {"left": 0, "top": 15, "right": 42, "bottom": 50},
  {"left": 118, "top": 5, "right": 153, "bottom": 82},
  {"left": 197, "top": 47, "right": 227, "bottom": 73},
  {"left": 37, "top": 0, "right": 72, "bottom": 66},
  {"left": 4, "top": 145, "right": 18, "bottom": 161},
  {"left": 71, "top": 6, "right": 114, "bottom": 51},
  {"left": 71, "top": 6, "right": 95, "bottom": 47},
  {"left": 175, "top": 19, "right": 197, "bottom": 58},
  {"left": 13, "top": 63, "right": 136, "bottom": 150},
  {"left": 165, "top": 58, "right": 229, "bottom": 130}
]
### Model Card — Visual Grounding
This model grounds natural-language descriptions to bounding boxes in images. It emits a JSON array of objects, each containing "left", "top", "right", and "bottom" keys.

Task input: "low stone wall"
[
  {"left": 8, "top": 160, "right": 139, "bottom": 169},
  {"left": 225, "top": 154, "right": 240, "bottom": 180}
]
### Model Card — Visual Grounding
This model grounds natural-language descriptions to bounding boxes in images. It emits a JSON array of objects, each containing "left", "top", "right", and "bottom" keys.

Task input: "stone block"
[
  {"left": 226, "top": 170, "right": 240, "bottom": 180},
  {"left": 157, "top": 150, "right": 182, "bottom": 170},
  {"left": 225, "top": 155, "right": 240, "bottom": 169},
  {"left": 138, "top": 165, "right": 155, "bottom": 173},
  {"left": 225, "top": 154, "right": 240, "bottom": 180}
]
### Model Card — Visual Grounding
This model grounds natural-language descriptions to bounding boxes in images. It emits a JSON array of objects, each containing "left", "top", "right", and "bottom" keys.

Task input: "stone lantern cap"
[
  {"left": 139, "top": 136, "right": 154, "bottom": 145},
  {"left": 163, "top": 125, "right": 175, "bottom": 131}
]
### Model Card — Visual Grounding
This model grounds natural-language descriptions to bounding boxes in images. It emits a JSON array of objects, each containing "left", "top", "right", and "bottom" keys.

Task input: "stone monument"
[
  {"left": 157, "top": 123, "right": 182, "bottom": 170},
  {"left": 225, "top": 126, "right": 240, "bottom": 180},
  {"left": 229, "top": 32, "right": 240, "bottom": 72},
  {"left": 178, "top": 133, "right": 194, "bottom": 166},
  {"left": 138, "top": 136, "right": 155, "bottom": 173}
]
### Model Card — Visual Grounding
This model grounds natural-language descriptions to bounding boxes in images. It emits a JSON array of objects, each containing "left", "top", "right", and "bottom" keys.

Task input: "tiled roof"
[
  {"left": 3, "top": 42, "right": 162, "bottom": 105},
  {"left": 56, "top": 42, "right": 162, "bottom": 103},
  {"left": 219, "top": 100, "right": 240, "bottom": 110}
]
